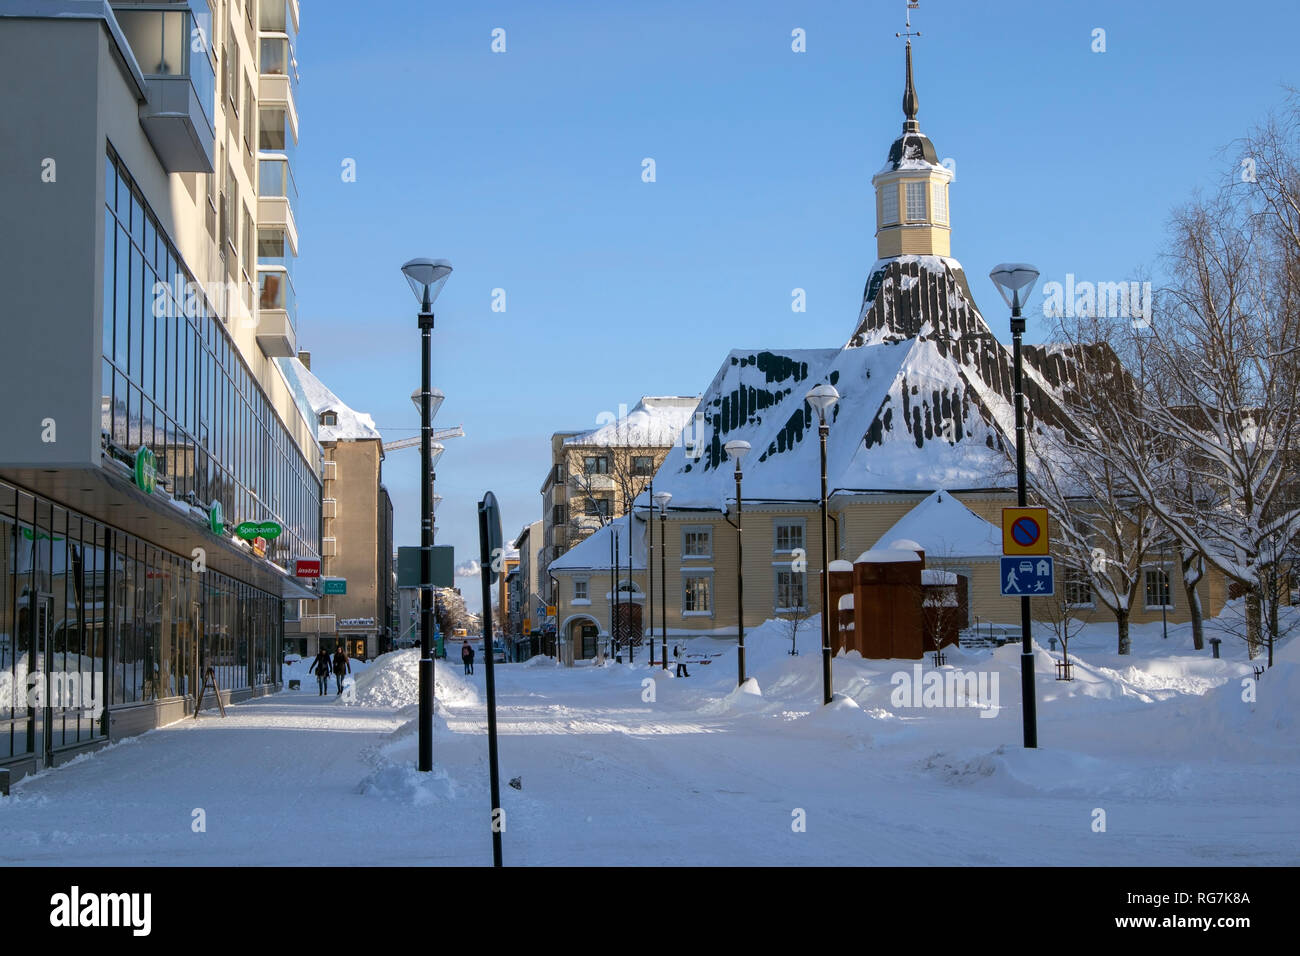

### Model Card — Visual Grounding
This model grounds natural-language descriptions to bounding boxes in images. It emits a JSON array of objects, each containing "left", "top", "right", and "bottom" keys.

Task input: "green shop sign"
[
  {"left": 322, "top": 578, "right": 347, "bottom": 595},
  {"left": 134, "top": 446, "right": 157, "bottom": 494},
  {"left": 234, "top": 520, "right": 283, "bottom": 541},
  {"left": 209, "top": 500, "right": 224, "bottom": 535}
]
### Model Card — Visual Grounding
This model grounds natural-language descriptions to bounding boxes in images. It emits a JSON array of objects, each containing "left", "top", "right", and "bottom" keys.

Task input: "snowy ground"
[{"left": 1, "top": 605, "right": 1296, "bottom": 866}]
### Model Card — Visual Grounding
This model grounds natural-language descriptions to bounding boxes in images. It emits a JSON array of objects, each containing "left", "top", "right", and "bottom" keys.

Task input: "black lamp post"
[
  {"left": 647, "top": 478, "right": 654, "bottom": 668},
  {"left": 724, "top": 439, "right": 751, "bottom": 686},
  {"left": 990, "top": 262, "right": 1040, "bottom": 750},
  {"left": 401, "top": 257, "right": 452, "bottom": 772},
  {"left": 654, "top": 491, "right": 671, "bottom": 669},
  {"left": 804, "top": 383, "right": 840, "bottom": 706}
]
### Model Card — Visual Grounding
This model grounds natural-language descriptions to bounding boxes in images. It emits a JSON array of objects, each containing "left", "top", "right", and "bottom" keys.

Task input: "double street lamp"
[
  {"left": 401, "top": 257, "right": 452, "bottom": 773},
  {"left": 654, "top": 491, "right": 672, "bottom": 670},
  {"left": 805, "top": 383, "right": 840, "bottom": 705},
  {"left": 989, "top": 262, "right": 1040, "bottom": 750},
  {"left": 724, "top": 439, "right": 751, "bottom": 686}
]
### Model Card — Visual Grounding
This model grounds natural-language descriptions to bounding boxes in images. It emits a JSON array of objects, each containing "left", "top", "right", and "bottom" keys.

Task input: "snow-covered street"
[{"left": 2, "top": 612, "right": 1296, "bottom": 867}]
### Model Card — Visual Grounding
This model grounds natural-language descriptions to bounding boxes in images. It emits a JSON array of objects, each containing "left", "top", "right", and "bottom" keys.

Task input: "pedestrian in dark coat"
[
  {"left": 310, "top": 649, "right": 332, "bottom": 695},
  {"left": 332, "top": 645, "right": 351, "bottom": 694},
  {"left": 461, "top": 641, "right": 475, "bottom": 675}
]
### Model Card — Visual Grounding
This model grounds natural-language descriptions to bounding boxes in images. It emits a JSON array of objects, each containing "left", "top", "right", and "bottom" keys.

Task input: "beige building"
[
  {"left": 0, "top": 0, "right": 320, "bottom": 773},
  {"left": 549, "top": 42, "right": 1228, "bottom": 659},
  {"left": 280, "top": 354, "right": 395, "bottom": 660},
  {"left": 538, "top": 397, "right": 700, "bottom": 602}
]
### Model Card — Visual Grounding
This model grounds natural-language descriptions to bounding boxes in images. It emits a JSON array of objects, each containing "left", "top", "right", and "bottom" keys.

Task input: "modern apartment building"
[
  {"left": 280, "top": 354, "right": 395, "bottom": 661},
  {"left": 0, "top": 0, "right": 319, "bottom": 781},
  {"left": 538, "top": 397, "right": 699, "bottom": 602}
]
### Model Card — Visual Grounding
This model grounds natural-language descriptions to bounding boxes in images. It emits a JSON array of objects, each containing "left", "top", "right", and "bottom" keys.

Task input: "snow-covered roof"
[
  {"left": 278, "top": 357, "right": 382, "bottom": 442},
  {"left": 646, "top": 256, "right": 1071, "bottom": 511},
  {"left": 549, "top": 513, "right": 646, "bottom": 573},
  {"left": 564, "top": 396, "right": 701, "bottom": 448},
  {"left": 856, "top": 548, "right": 922, "bottom": 564},
  {"left": 872, "top": 490, "right": 1003, "bottom": 559}
]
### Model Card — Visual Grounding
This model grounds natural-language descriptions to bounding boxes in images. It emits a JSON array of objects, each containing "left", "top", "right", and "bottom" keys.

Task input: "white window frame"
[
  {"left": 773, "top": 518, "right": 805, "bottom": 555},
  {"left": 931, "top": 181, "right": 948, "bottom": 224},
  {"left": 572, "top": 578, "right": 590, "bottom": 605},
  {"left": 1063, "top": 567, "right": 1094, "bottom": 609},
  {"left": 1144, "top": 565, "right": 1174, "bottom": 610},
  {"left": 905, "top": 181, "right": 927, "bottom": 222},
  {"left": 774, "top": 567, "right": 806, "bottom": 612},
  {"left": 682, "top": 571, "right": 713, "bottom": 616},
  {"left": 881, "top": 183, "right": 899, "bottom": 225},
  {"left": 681, "top": 525, "right": 712, "bottom": 560}
]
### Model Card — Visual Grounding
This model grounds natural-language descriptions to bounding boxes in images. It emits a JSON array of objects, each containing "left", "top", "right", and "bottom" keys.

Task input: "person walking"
[
  {"left": 461, "top": 640, "right": 475, "bottom": 675},
  {"left": 310, "top": 648, "right": 332, "bottom": 696},
  {"left": 332, "top": 644, "right": 351, "bottom": 695},
  {"left": 674, "top": 641, "right": 689, "bottom": 678}
]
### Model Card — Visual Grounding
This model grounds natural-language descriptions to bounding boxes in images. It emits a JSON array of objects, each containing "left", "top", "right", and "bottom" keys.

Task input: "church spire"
[{"left": 902, "top": 40, "right": 920, "bottom": 132}]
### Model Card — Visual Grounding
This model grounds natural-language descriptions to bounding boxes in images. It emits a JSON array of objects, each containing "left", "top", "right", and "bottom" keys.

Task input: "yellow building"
[{"left": 549, "top": 41, "right": 1226, "bottom": 658}]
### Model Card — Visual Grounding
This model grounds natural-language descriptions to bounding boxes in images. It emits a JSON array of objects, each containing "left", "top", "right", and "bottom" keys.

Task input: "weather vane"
[{"left": 896, "top": 0, "right": 921, "bottom": 41}]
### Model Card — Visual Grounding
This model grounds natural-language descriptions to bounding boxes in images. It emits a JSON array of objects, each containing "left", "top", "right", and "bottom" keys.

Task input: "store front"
[{"left": 0, "top": 478, "right": 285, "bottom": 776}]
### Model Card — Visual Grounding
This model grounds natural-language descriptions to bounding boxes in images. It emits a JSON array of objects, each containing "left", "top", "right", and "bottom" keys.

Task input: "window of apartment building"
[
  {"left": 584, "top": 455, "right": 609, "bottom": 475},
  {"left": 242, "top": 204, "right": 254, "bottom": 279},
  {"left": 905, "top": 181, "right": 927, "bottom": 221},
  {"left": 775, "top": 569, "right": 806, "bottom": 611},
  {"left": 584, "top": 497, "right": 611, "bottom": 518},
  {"left": 243, "top": 77, "right": 254, "bottom": 156},
  {"left": 573, "top": 579, "right": 589, "bottom": 602},
  {"left": 881, "top": 184, "right": 899, "bottom": 225},
  {"left": 774, "top": 518, "right": 804, "bottom": 553},
  {"left": 682, "top": 526, "right": 711, "bottom": 558},
  {"left": 551, "top": 504, "right": 566, "bottom": 525},
  {"left": 1144, "top": 567, "right": 1173, "bottom": 610},
  {"left": 683, "top": 573, "right": 712, "bottom": 614},
  {"left": 205, "top": 144, "right": 219, "bottom": 239},
  {"left": 320, "top": 411, "right": 337, "bottom": 427},
  {"left": 225, "top": 22, "right": 239, "bottom": 112},
  {"left": 1064, "top": 567, "right": 1094, "bottom": 608},
  {"left": 632, "top": 456, "right": 654, "bottom": 476}
]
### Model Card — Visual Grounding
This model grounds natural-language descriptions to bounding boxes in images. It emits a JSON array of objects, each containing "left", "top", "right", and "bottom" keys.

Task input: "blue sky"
[{"left": 291, "top": 0, "right": 1299, "bottom": 612}]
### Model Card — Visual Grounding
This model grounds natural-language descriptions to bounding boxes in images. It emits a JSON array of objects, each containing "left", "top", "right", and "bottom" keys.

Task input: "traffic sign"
[
  {"left": 1000, "top": 556, "right": 1054, "bottom": 596},
  {"left": 1002, "top": 507, "right": 1049, "bottom": 556}
]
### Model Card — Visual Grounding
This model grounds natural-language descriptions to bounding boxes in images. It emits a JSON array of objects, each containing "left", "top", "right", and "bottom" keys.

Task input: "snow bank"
[{"left": 347, "top": 648, "right": 480, "bottom": 711}]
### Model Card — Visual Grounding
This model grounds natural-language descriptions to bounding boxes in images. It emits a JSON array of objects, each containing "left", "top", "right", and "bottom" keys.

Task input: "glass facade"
[
  {"left": 0, "top": 478, "right": 283, "bottom": 763},
  {"left": 101, "top": 144, "right": 320, "bottom": 571}
]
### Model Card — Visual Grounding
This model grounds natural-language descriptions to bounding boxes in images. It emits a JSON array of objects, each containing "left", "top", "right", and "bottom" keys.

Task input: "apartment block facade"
[{"left": 0, "top": 0, "right": 319, "bottom": 782}]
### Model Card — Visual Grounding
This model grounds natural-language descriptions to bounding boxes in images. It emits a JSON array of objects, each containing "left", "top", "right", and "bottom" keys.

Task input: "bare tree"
[{"left": 1038, "top": 580, "right": 1086, "bottom": 675}]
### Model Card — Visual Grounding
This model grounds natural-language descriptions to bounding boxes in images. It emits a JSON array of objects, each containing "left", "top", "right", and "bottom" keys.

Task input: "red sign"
[{"left": 295, "top": 559, "right": 321, "bottom": 578}]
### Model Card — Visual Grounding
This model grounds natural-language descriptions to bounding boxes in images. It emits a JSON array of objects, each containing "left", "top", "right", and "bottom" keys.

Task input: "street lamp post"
[
  {"left": 805, "top": 384, "right": 840, "bottom": 706},
  {"left": 647, "top": 478, "right": 654, "bottom": 668},
  {"left": 654, "top": 491, "right": 672, "bottom": 670},
  {"left": 990, "top": 262, "right": 1040, "bottom": 750},
  {"left": 401, "top": 257, "right": 452, "bottom": 773},
  {"left": 724, "top": 440, "right": 751, "bottom": 686}
]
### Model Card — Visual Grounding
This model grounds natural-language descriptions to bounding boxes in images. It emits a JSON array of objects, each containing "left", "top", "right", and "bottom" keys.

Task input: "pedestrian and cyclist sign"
[{"left": 1002, "top": 507, "right": 1049, "bottom": 556}]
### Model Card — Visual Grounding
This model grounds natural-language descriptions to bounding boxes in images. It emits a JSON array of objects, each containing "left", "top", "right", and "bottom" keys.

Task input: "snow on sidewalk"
[{"left": 1, "top": 621, "right": 1297, "bottom": 866}]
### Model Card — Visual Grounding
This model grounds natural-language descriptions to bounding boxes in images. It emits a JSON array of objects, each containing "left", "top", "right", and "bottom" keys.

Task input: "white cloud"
[{"left": 455, "top": 559, "right": 482, "bottom": 577}]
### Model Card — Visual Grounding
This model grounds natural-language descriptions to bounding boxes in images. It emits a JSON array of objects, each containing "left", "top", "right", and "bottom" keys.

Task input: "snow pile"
[
  {"left": 356, "top": 763, "right": 462, "bottom": 807},
  {"left": 347, "top": 648, "right": 480, "bottom": 711}
]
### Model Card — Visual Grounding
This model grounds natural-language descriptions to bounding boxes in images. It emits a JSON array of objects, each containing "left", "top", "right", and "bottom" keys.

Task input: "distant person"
[
  {"left": 332, "top": 645, "right": 351, "bottom": 694},
  {"left": 674, "top": 642, "right": 689, "bottom": 678},
  {"left": 310, "top": 648, "right": 332, "bottom": 696},
  {"left": 462, "top": 640, "right": 475, "bottom": 675}
]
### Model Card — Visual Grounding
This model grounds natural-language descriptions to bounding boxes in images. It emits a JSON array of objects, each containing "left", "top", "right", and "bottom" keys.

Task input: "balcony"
[
  {"left": 114, "top": 4, "right": 216, "bottom": 173},
  {"left": 257, "top": 157, "right": 298, "bottom": 252},
  {"left": 256, "top": 268, "right": 296, "bottom": 357}
]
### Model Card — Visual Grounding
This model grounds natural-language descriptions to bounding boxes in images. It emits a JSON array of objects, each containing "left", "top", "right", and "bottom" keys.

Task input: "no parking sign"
[{"left": 1002, "top": 507, "right": 1050, "bottom": 556}]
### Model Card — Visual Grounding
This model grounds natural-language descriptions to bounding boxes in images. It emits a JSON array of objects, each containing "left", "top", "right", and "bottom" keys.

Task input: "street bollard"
[{"left": 1209, "top": 638, "right": 1221, "bottom": 659}]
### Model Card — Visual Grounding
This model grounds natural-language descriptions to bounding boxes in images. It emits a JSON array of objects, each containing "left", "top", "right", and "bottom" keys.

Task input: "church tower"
[{"left": 871, "top": 40, "right": 952, "bottom": 259}]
